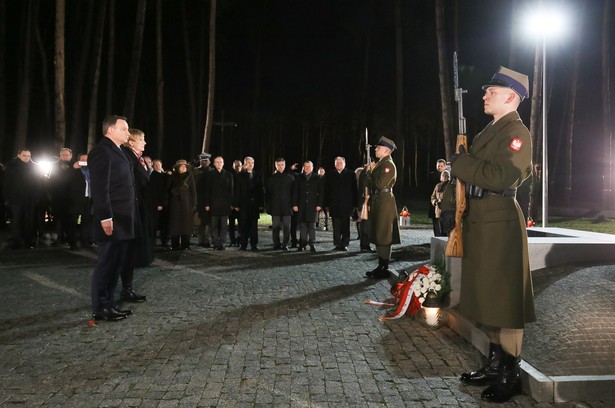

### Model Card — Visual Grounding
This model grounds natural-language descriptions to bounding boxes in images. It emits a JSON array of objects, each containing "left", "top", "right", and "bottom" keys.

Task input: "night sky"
[{"left": 1, "top": 0, "right": 613, "bottom": 203}]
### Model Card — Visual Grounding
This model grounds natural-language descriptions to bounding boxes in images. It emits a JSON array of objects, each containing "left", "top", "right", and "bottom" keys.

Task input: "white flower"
[{"left": 406, "top": 264, "right": 447, "bottom": 301}]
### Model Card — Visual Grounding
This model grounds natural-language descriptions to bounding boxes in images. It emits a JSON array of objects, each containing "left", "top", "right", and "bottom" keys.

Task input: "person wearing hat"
[
  {"left": 194, "top": 152, "right": 213, "bottom": 248},
  {"left": 168, "top": 159, "right": 197, "bottom": 250},
  {"left": 365, "top": 136, "right": 401, "bottom": 279},
  {"left": 450, "top": 66, "right": 536, "bottom": 403}
]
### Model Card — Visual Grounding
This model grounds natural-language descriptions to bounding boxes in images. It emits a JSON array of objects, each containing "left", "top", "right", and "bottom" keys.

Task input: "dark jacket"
[
  {"left": 168, "top": 171, "right": 197, "bottom": 236},
  {"left": 49, "top": 161, "right": 74, "bottom": 214},
  {"left": 205, "top": 168, "right": 234, "bottom": 216},
  {"left": 67, "top": 167, "right": 91, "bottom": 215},
  {"left": 292, "top": 172, "right": 324, "bottom": 222},
  {"left": 150, "top": 170, "right": 170, "bottom": 208},
  {"left": 234, "top": 171, "right": 265, "bottom": 219},
  {"left": 195, "top": 166, "right": 214, "bottom": 216},
  {"left": 266, "top": 171, "right": 294, "bottom": 216},
  {"left": 3, "top": 157, "right": 42, "bottom": 206},
  {"left": 88, "top": 137, "right": 137, "bottom": 242},
  {"left": 325, "top": 167, "right": 358, "bottom": 218},
  {"left": 122, "top": 146, "right": 154, "bottom": 266}
]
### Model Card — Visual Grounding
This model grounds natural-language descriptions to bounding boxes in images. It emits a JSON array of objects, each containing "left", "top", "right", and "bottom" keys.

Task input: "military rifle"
[
  {"left": 445, "top": 52, "right": 468, "bottom": 257},
  {"left": 359, "top": 128, "right": 371, "bottom": 220}
]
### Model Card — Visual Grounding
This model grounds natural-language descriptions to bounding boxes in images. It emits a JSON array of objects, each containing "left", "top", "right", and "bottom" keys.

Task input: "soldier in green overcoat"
[
  {"left": 450, "top": 67, "right": 536, "bottom": 403},
  {"left": 365, "top": 136, "right": 401, "bottom": 279}
]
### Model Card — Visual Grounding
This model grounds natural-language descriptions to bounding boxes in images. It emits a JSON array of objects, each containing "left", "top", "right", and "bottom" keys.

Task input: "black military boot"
[
  {"left": 368, "top": 258, "right": 390, "bottom": 279},
  {"left": 365, "top": 258, "right": 384, "bottom": 278},
  {"left": 460, "top": 342, "right": 502, "bottom": 386},
  {"left": 481, "top": 350, "right": 522, "bottom": 403}
]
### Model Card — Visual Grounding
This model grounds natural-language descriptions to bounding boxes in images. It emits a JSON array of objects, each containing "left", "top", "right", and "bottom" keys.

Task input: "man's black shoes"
[
  {"left": 120, "top": 289, "right": 147, "bottom": 303},
  {"left": 93, "top": 307, "right": 128, "bottom": 322}
]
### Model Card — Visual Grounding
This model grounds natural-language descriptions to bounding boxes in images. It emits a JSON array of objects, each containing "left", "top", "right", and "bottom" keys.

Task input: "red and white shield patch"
[
  {"left": 510, "top": 138, "right": 523, "bottom": 151},
  {"left": 385, "top": 167, "right": 390, "bottom": 173}
]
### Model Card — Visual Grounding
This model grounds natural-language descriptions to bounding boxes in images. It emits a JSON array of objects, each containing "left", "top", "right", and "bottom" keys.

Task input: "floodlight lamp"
[{"left": 524, "top": 5, "right": 570, "bottom": 40}]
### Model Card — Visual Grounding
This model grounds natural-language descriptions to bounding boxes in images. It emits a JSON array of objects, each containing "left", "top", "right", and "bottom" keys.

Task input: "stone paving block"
[{"left": 0, "top": 227, "right": 612, "bottom": 406}]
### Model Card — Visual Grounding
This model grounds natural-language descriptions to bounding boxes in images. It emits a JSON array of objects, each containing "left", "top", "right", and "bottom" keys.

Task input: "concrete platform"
[{"left": 429, "top": 228, "right": 615, "bottom": 403}]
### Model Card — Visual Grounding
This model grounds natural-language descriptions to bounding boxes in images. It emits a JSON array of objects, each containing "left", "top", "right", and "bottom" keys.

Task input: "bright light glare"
[
  {"left": 523, "top": 5, "right": 570, "bottom": 40},
  {"left": 36, "top": 160, "right": 53, "bottom": 178}
]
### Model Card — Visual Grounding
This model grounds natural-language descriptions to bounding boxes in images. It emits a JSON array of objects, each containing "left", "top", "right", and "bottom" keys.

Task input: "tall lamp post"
[{"left": 524, "top": 4, "right": 569, "bottom": 227}]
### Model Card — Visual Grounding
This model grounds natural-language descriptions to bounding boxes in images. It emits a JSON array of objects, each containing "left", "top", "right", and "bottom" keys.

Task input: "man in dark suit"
[
  {"left": 234, "top": 156, "right": 264, "bottom": 251},
  {"left": 149, "top": 159, "right": 170, "bottom": 247},
  {"left": 2, "top": 149, "right": 42, "bottom": 249},
  {"left": 266, "top": 158, "right": 294, "bottom": 250},
  {"left": 204, "top": 156, "right": 234, "bottom": 250},
  {"left": 67, "top": 153, "right": 94, "bottom": 249},
  {"left": 325, "top": 156, "right": 358, "bottom": 251},
  {"left": 292, "top": 161, "right": 324, "bottom": 252},
  {"left": 88, "top": 115, "right": 137, "bottom": 322}
]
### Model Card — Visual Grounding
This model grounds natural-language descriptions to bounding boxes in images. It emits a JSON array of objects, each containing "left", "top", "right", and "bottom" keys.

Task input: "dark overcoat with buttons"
[
  {"left": 292, "top": 172, "right": 324, "bottom": 222},
  {"left": 325, "top": 168, "right": 358, "bottom": 218},
  {"left": 367, "top": 155, "right": 400, "bottom": 246},
  {"left": 450, "top": 111, "right": 536, "bottom": 329},
  {"left": 88, "top": 136, "right": 137, "bottom": 242}
]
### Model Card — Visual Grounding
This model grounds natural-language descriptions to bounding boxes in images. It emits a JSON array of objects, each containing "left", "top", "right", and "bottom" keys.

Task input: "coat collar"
[{"left": 470, "top": 111, "right": 521, "bottom": 153}]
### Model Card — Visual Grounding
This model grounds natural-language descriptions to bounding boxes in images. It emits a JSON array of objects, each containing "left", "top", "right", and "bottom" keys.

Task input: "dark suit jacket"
[
  {"left": 88, "top": 137, "right": 137, "bottom": 242},
  {"left": 122, "top": 146, "right": 153, "bottom": 266},
  {"left": 325, "top": 168, "right": 358, "bottom": 218},
  {"left": 234, "top": 171, "right": 265, "bottom": 219},
  {"left": 292, "top": 172, "right": 324, "bottom": 222},
  {"left": 266, "top": 171, "right": 294, "bottom": 216},
  {"left": 204, "top": 168, "right": 234, "bottom": 216}
]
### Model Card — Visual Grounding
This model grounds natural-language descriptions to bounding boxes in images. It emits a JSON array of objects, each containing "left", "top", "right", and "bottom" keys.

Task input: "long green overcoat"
[
  {"left": 450, "top": 111, "right": 536, "bottom": 329},
  {"left": 367, "top": 155, "right": 401, "bottom": 246}
]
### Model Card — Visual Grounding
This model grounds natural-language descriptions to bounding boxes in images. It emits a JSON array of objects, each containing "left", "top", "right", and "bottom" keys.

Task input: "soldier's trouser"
[
  {"left": 376, "top": 245, "right": 391, "bottom": 260},
  {"left": 485, "top": 326, "right": 524, "bottom": 357}
]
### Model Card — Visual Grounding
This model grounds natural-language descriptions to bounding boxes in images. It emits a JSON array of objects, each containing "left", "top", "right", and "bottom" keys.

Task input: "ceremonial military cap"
[
  {"left": 482, "top": 66, "right": 529, "bottom": 100},
  {"left": 377, "top": 136, "right": 397, "bottom": 151},
  {"left": 197, "top": 152, "right": 211, "bottom": 160}
]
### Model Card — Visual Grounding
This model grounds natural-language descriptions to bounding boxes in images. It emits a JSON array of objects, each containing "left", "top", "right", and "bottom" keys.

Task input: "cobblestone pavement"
[{"left": 0, "top": 226, "right": 610, "bottom": 407}]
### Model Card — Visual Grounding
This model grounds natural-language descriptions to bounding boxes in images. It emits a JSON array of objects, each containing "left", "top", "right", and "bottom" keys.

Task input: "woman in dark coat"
[
  {"left": 168, "top": 160, "right": 197, "bottom": 250},
  {"left": 117, "top": 129, "right": 152, "bottom": 303}
]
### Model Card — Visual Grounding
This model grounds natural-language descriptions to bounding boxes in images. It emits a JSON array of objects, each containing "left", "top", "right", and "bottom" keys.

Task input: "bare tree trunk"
[
  {"left": 435, "top": 0, "right": 453, "bottom": 160},
  {"left": 528, "top": 45, "right": 543, "bottom": 221},
  {"left": 394, "top": 0, "right": 404, "bottom": 188},
  {"left": 602, "top": 0, "right": 613, "bottom": 208},
  {"left": 105, "top": 0, "right": 115, "bottom": 115},
  {"left": 86, "top": 0, "right": 108, "bottom": 153},
  {"left": 197, "top": 4, "right": 207, "bottom": 140},
  {"left": 123, "top": 0, "right": 147, "bottom": 120},
  {"left": 0, "top": 0, "right": 5, "bottom": 156},
  {"left": 69, "top": 1, "right": 94, "bottom": 147},
  {"left": 155, "top": 0, "right": 164, "bottom": 156},
  {"left": 16, "top": 0, "right": 34, "bottom": 151},
  {"left": 250, "top": 1, "right": 266, "bottom": 141},
  {"left": 202, "top": 0, "right": 216, "bottom": 154},
  {"left": 54, "top": 0, "right": 66, "bottom": 151},
  {"left": 33, "top": 0, "right": 52, "bottom": 147},
  {"left": 180, "top": 0, "right": 197, "bottom": 153}
]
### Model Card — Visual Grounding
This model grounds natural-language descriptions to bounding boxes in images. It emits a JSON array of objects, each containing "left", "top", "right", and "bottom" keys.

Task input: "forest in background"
[{"left": 0, "top": 0, "right": 613, "bottom": 214}]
